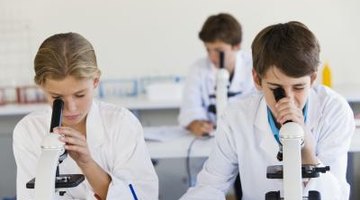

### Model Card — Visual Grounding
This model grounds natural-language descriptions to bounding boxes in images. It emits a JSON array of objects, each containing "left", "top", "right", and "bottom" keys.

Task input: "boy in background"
[
  {"left": 178, "top": 13, "right": 254, "bottom": 199},
  {"left": 178, "top": 13, "right": 254, "bottom": 137}
]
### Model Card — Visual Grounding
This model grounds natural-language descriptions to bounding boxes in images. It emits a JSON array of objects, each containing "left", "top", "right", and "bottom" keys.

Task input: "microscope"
[
  {"left": 205, "top": 51, "right": 229, "bottom": 136},
  {"left": 26, "top": 99, "right": 84, "bottom": 199},
  {"left": 265, "top": 88, "right": 329, "bottom": 200},
  {"left": 215, "top": 51, "right": 230, "bottom": 130}
]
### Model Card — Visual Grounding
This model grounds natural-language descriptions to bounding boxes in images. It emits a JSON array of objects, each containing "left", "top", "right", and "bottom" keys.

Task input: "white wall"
[{"left": 1, "top": 0, "right": 359, "bottom": 87}]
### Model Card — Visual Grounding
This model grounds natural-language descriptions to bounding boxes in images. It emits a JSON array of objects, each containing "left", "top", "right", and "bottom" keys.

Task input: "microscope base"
[
  {"left": 266, "top": 165, "right": 330, "bottom": 179},
  {"left": 265, "top": 190, "right": 321, "bottom": 200},
  {"left": 26, "top": 174, "right": 84, "bottom": 189}
]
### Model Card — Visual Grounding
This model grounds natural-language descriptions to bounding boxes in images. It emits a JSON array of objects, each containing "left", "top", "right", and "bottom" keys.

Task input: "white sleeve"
[
  {"left": 178, "top": 63, "right": 209, "bottom": 127},
  {"left": 105, "top": 176, "right": 142, "bottom": 199},
  {"left": 13, "top": 120, "right": 40, "bottom": 200},
  {"left": 106, "top": 113, "right": 159, "bottom": 200},
  {"left": 305, "top": 96, "right": 354, "bottom": 199},
  {"left": 303, "top": 163, "right": 342, "bottom": 200},
  {"left": 180, "top": 113, "right": 238, "bottom": 199}
]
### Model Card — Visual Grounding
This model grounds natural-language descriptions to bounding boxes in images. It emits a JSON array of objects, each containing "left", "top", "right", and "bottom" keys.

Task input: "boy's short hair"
[
  {"left": 199, "top": 13, "right": 242, "bottom": 46},
  {"left": 251, "top": 21, "right": 320, "bottom": 78}
]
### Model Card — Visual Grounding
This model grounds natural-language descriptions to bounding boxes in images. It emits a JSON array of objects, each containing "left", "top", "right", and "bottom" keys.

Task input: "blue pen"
[{"left": 129, "top": 184, "right": 138, "bottom": 200}]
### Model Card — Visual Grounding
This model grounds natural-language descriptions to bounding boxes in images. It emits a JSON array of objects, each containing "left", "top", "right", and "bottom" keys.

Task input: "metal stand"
[
  {"left": 265, "top": 122, "right": 329, "bottom": 200},
  {"left": 26, "top": 99, "right": 84, "bottom": 199},
  {"left": 26, "top": 134, "right": 84, "bottom": 199},
  {"left": 215, "top": 51, "right": 229, "bottom": 130}
]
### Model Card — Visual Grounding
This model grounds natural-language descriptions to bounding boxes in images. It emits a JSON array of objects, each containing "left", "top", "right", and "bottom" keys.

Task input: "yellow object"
[{"left": 322, "top": 62, "right": 332, "bottom": 87}]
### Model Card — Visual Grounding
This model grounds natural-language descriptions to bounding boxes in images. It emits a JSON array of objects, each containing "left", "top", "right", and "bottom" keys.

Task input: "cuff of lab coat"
[
  {"left": 180, "top": 186, "right": 226, "bottom": 200},
  {"left": 304, "top": 169, "right": 342, "bottom": 199},
  {"left": 105, "top": 174, "right": 135, "bottom": 200}
]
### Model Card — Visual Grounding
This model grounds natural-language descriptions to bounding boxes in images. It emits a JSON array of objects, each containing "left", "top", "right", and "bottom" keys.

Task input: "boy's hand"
[
  {"left": 187, "top": 120, "right": 214, "bottom": 137},
  {"left": 275, "top": 97, "right": 318, "bottom": 165},
  {"left": 275, "top": 97, "right": 304, "bottom": 126}
]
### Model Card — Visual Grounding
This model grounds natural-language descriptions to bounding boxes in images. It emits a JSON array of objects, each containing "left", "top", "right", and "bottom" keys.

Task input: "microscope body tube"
[
  {"left": 35, "top": 134, "right": 65, "bottom": 200},
  {"left": 279, "top": 122, "right": 304, "bottom": 200},
  {"left": 216, "top": 68, "right": 230, "bottom": 127},
  {"left": 35, "top": 98, "right": 65, "bottom": 199}
]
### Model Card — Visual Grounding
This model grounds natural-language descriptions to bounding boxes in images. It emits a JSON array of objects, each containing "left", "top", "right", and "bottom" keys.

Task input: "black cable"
[
  {"left": 186, "top": 137, "right": 198, "bottom": 187},
  {"left": 186, "top": 136, "right": 213, "bottom": 187}
]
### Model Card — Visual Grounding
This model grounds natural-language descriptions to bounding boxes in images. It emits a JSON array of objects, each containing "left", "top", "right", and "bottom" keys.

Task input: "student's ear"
[
  {"left": 310, "top": 72, "right": 317, "bottom": 86},
  {"left": 93, "top": 72, "right": 101, "bottom": 89},
  {"left": 93, "top": 78, "right": 99, "bottom": 89},
  {"left": 252, "top": 69, "right": 262, "bottom": 90}
]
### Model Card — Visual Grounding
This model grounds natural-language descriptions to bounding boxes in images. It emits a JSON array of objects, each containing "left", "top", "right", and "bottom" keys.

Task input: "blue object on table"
[{"left": 129, "top": 184, "right": 138, "bottom": 200}]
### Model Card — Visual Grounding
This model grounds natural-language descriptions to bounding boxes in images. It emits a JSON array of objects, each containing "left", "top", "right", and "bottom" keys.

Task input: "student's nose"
[
  {"left": 208, "top": 51, "right": 219, "bottom": 66},
  {"left": 64, "top": 98, "right": 77, "bottom": 112},
  {"left": 284, "top": 88, "right": 295, "bottom": 100}
]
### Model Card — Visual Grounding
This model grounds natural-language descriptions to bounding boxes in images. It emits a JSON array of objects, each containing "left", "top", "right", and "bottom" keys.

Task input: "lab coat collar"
[
  {"left": 254, "top": 96, "right": 280, "bottom": 162},
  {"left": 206, "top": 53, "right": 248, "bottom": 92},
  {"left": 208, "top": 60, "right": 217, "bottom": 81},
  {"left": 206, "top": 54, "right": 249, "bottom": 93},
  {"left": 305, "top": 88, "right": 321, "bottom": 132},
  {"left": 86, "top": 100, "right": 105, "bottom": 148},
  {"left": 205, "top": 60, "right": 217, "bottom": 93},
  {"left": 253, "top": 89, "right": 320, "bottom": 160}
]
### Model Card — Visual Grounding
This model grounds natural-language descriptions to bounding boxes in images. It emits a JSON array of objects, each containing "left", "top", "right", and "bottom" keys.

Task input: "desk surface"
[
  {"left": 104, "top": 96, "right": 180, "bottom": 110},
  {"left": 144, "top": 127, "right": 214, "bottom": 159},
  {"left": 1, "top": 85, "right": 359, "bottom": 116},
  {"left": 0, "top": 96, "right": 180, "bottom": 116},
  {"left": 145, "top": 126, "right": 360, "bottom": 159}
]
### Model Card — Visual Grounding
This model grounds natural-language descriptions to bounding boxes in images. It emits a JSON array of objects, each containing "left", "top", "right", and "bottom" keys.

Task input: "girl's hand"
[
  {"left": 54, "top": 127, "right": 92, "bottom": 168},
  {"left": 54, "top": 127, "right": 111, "bottom": 199}
]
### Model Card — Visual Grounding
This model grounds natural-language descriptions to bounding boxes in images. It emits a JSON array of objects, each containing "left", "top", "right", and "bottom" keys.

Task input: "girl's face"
[
  {"left": 253, "top": 66, "right": 317, "bottom": 115},
  {"left": 204, "top": 40, "right": 240, "bottom": 73},
  {"left": 41, "top": 75, "right": 99, "bottom": 131}
]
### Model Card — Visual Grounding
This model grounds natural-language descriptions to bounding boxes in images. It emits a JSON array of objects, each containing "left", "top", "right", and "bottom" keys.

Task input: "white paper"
[{"left": 143, "top": 126, "right": 188, "bottom": 142}]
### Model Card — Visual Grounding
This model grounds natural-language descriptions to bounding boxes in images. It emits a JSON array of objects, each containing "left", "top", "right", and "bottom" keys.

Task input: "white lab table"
[
  {"left": 0, "top": 96, "right": 181, "bottom": 126},
  {"left": 144, "top": 127, "right": 214, "bottom": 159},
  {"left": 0, "top": 96, "right": 180, "bottom": 116},
  {"left": 1, "top": 99, "right": 360, "bottom": 199},
  {"left": 104, "top": 96, "right": 180, "bottom": 110},
  {"left": 144, "top": 126, "right": 360, "bottom": 159},
  {"left": 0, "top": 84, "right": 357, "bottom": 116},
  {"left": 145, "top": 126, "right": 360, "bottom": 199},
  {"left": 0, "top": 103, "right": 49, "bottom": 116},
  {"left": 1, "top": 100, "right": 359, "bottom": 158}
]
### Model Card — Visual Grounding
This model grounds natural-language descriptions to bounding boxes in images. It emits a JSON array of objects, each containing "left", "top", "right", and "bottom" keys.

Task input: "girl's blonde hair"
[{"left": 34, "top": 32, "right": 101, "bottom": 85}]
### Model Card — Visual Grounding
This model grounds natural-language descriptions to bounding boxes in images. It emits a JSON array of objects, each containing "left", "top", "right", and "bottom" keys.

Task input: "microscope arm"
[
  {"left": 280, "top": 122, "right": 304, "bottom": 200},
  {"left": 34, "top": 133, "right": 65, "bottom": 200},
  {"left": 215, "top": 51, "right": 230, "bottom": 131},
  {"left": 215, "top": 68, "right": 230, "bottom": 125}
]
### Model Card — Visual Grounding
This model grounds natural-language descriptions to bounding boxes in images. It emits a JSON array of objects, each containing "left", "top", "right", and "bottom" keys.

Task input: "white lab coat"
[
  {"left": 178, "top": 50, "right": 255, "bottom": 127},
  {"left": 13, "top": 100, "right": 158, "bottom": 200},
  {"left": 180, "top": 85, "right": 354, "bottom": 200}
]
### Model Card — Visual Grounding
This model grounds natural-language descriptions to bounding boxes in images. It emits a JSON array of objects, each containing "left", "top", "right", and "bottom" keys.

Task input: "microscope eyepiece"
[
  {"left": 50, "top": 99, "right": 64, "bottom": 133},
  {"left": 273, "top": 88, "right": 286, "bottom": 161}
]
